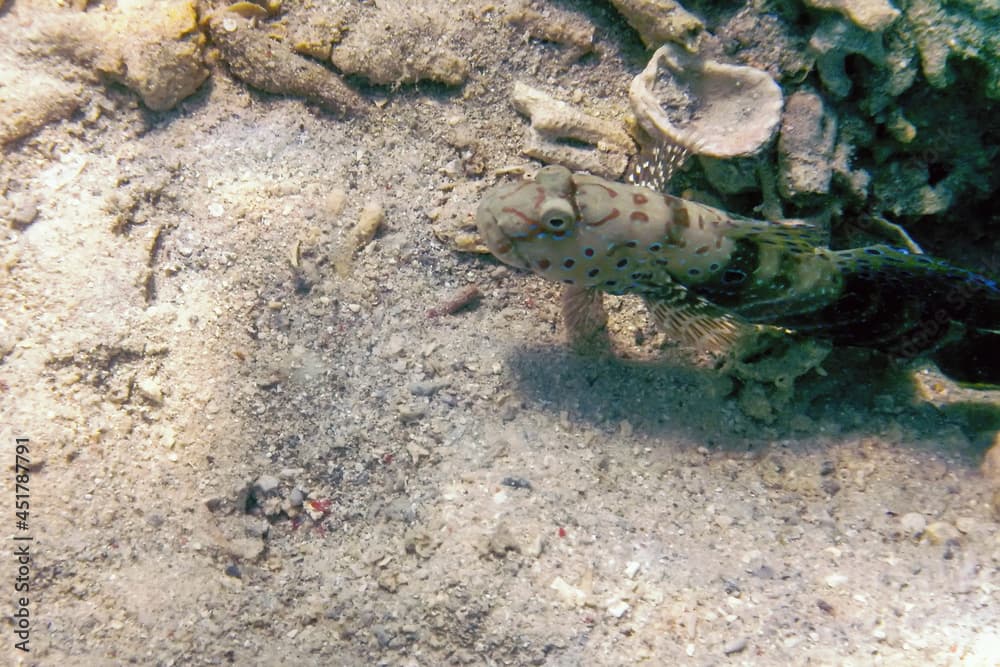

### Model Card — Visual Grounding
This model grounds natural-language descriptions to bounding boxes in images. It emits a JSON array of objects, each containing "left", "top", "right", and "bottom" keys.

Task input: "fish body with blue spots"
[{"left": 476, "top": 158, "right": 1000, "bottom": 383}]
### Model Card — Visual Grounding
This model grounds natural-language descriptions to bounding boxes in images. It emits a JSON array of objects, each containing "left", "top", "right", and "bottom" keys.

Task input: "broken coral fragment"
[
  {"left": 512, "top": 82, "right": 635, "bottom": 179},
  {"left": 803, "top": 0, "right": 900, "bottom": 32},
  {"left": 207, "top": 9, "right": 364, "bottom": 115},
  {"left": 608, "top": 0, "right": 703, "bottom": 50},
  {"left": 629, "top": 43, "right": 783, "bottom": 158},
  {"left": 505, "top": 1, "right": 595, "bottom": 59},
  {"left": 330, "top": 3, "right": 468, "bottom": 86}
]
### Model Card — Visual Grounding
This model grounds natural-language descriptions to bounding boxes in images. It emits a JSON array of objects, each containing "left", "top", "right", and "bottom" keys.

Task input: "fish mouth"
[
  {"left": 491, "top": 235, "right": 531, "bottom": 271},
  {"left": 477, "top": 211, "right": 532, "bottom": 271}
]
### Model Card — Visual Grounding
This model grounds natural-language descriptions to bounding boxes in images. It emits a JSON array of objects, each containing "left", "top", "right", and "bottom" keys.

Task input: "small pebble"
[
  {"left": 824, "top": 573, "right": 848, "bottom": 588},
  {"left": 409, "top": 378, "right": 449, "bottom": 397},
  {"left": 606, "top": 599, "right": 630, "bottom": 618},
  {"left": 954, "top": 517, "right": 976, "bottom": 534},
  {"left": 135, "top": 378, "right": 164, "bottom": 405},
  {"left": 550, "top": 577, "right": 587, "bottom": 607},
  {"left": 723, "top": 637, "right": 748, "bottom": 655},
  {"left": 899, "top": 512, "right": 926, "bottom": 537},
  {"left": 254, "top": 474, "right": 280, "bottom": 495},
  {"left": 925, "top": 521, "right": 960, "bottom": 545},
  {"left": 353, "top": 202, "right": 384, "bottom": 249},
  {"left": 624, "top": 561, "right": 640, "bottom": 579},
  {"left": 8, "top": 198, "right": 39, "bottom": 229},
  {"left": 397, "top": 404, "right": 426, "bottom": 422}
]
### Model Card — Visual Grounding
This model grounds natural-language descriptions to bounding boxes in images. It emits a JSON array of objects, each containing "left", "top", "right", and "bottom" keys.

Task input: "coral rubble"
[
  {"left": 512, "top": 82, "right": 635, "bottom": 179},
  {"left": 608, "top": 0, "right": 703, "bottom": 50}
]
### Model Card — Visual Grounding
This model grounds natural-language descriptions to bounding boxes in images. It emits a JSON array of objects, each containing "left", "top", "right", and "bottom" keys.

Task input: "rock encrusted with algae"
[
  {"left": 904, "top": 0, "right": 1000, "bottom": 99},
  {"left": 0, "top": 58, "right": 85, "bottom": 147},
  {"left": 629, "top": 42, "right": 784, "bottom": 158},
  {"left": 809, "top": 15, "right": 916, "bottom": 103},
  {"left": 719, "top": 329, "right": 832, "bottom": 423}
]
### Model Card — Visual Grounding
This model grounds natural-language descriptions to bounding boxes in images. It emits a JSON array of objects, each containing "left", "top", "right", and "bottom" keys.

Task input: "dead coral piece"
[
  {"left": 777, "top": 89, "right": 838, "bottom": 198},
  {"left": 629, "top": 43, "right": 783, "bottom": 158},
  {"left": 803, "top": 0, "right": 900, "bottom": 32},
  {"left": 608, "top": 0, "right": 703, "bottom": 50},
  {"left": 512, "top": 82, "right": 635, "bottom": 179},
  {"left": 116, "top": 0, "right": 208, "bottom": 111},
  {"left": 330, "top": 2, "right": 468, "bottom": 86},
  {"left": 26, "top": 0, "right": 209, "bottom": 112},
  {"left": 207, "top": 9, "right": 364, "bottom": 115},
  {"left": 505, "top": 1, "right": 595, "bottom": 60},
  {"left": 904, "top": 0, "right": 1000, "bottom": 99}
]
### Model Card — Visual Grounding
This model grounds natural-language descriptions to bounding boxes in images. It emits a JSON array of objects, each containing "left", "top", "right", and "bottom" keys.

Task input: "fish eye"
[{"left": 541, "top": 199, "right": 575, "bottom": 232}]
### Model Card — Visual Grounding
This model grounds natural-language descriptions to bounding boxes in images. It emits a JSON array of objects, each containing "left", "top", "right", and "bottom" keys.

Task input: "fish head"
[
  {"left": 476, "top": 165, "right": 676, "bottom": 293},
  {"left": 476, "top": 165, "right": 581, "bottom": 276}
]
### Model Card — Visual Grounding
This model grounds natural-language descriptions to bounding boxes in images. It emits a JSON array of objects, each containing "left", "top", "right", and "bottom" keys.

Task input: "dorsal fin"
[
  {"left": 627, "top": 143, "right": 691, "bottom": 193},
  {"left": 726, "top": 216, "right": 829, "bottom": 252}
]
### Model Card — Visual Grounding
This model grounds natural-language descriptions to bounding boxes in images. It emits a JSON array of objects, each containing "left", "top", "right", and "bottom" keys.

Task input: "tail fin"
[{"left": 781, "top": 245, "right": 1000, "bottom": 357}]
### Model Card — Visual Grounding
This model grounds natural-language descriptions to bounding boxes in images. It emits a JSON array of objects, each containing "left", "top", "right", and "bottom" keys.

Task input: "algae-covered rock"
[
  {"left": 872, "top": 161, "right": 952, "bottom": 216},
  {"left": 0, "top": 58, "right": 85, "bottom": 147},
  {"left": 116, "top": 0, "right": 208, "bottom": 111},
  {"left": 720, "top": 328, "right": 832, "bottom": 423},
  {"left": 777, "top": 89, "right": 838, "bottom": 198}
]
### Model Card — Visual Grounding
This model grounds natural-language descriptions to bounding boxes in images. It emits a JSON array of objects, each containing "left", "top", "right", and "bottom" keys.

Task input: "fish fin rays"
[
  {"left": 561, "top": 285, "right": 611, "bottom": 354},
  {"left": 627, "top": 143, "right": 691, "bottom": 193},
  {"left": 642, "top": 283, "right": 747, "bottom": 353}
]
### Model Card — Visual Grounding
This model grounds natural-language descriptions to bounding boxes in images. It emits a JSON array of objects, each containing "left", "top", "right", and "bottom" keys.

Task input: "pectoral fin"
[{"left": 642, "top": 282, "right": 746, "bottom": 352}]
